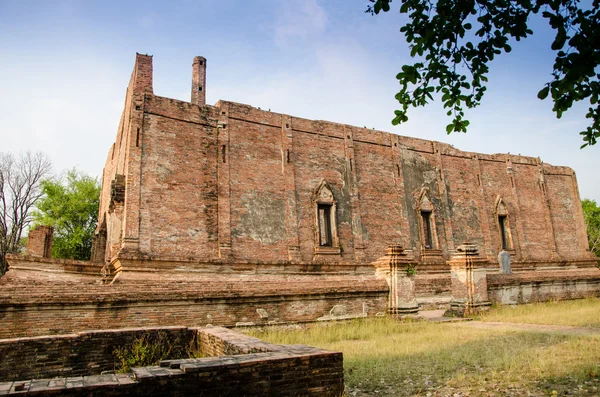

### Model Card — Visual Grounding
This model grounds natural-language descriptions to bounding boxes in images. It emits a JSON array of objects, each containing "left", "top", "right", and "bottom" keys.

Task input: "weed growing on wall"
[{"left": 113, "top": 331, "right": 186, "bottom": 372}]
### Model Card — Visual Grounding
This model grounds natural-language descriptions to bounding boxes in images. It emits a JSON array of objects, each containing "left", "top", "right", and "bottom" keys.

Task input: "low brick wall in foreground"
[
  {"left": 0, "top": 327, "right": 344, "bottom": 396},
  {"left": 0, "top": 326, "right": 191, "bottom": 382}
]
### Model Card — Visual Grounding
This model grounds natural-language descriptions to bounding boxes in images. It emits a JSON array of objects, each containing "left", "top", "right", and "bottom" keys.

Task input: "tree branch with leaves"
[{"left": 367, "top": 0, "right": 600, "bottom": 147}]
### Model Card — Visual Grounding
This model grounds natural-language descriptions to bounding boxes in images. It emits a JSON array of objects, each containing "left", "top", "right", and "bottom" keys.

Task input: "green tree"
[
  {"left": 367, "top": 0, "right": 600, "bottom": 147},
  {"left": 582, "top": 198, "right": 600, "bottom": 258},
  {"left": 33, "top": 170, "right": 100, "bottom": 260}
]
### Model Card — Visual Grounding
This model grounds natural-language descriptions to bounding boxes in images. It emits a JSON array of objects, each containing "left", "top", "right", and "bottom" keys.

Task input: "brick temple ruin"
[{"left": 2, "top": 53, "right": 599, "bottom": 338}]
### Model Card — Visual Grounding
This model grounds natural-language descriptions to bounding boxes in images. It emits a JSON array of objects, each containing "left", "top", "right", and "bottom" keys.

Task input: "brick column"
[
  {"left": 26, "top": 226, "right": 53, "bottom": 258},
  {"left": 390, "top": 136, "right": 412, "bottom": 250},
  {"left": 281, "top": 115, "right": 301, "bottom": 262},
  {"left": 472, "top": 155, "right": 494, "bottom": 259},
  {"left": 217, "top": 103, "right": 232, "bottom": 259},
  {"left": 506, "top": 156, "right": 525, "bottom": 261},
  {"left": 191, "top": 56, "right": 207, "bottom": 106},
  {"left": 446, "top": 242, "right": 491, "bottom": 316},
  {"left": 343, "top": 126, "right": 366, "bottom": 261},
  {"left": 538, "top": 160, "right": 559, "bottom": 259},
  {"left": 433, "top": 143, "right": 455, "bottom": 253},
  {"left": 121, "top": 54, "right": 153, "bottom": 255},
  {"left": 373, "top": 245, "right": 419, "bottom": 315}
]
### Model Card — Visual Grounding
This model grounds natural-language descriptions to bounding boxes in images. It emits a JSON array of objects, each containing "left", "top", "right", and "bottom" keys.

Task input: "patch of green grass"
[
  {"left": 477, "top": 298, "right": 600, "bottom": 328},
  {"left": 247, "top": 317, "right": 600, "bottom": 396}
]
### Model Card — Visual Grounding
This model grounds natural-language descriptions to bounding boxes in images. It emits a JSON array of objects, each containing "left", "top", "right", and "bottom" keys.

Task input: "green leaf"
[{"left": 537, "top": 86, "right": 549, "bottom": 100}]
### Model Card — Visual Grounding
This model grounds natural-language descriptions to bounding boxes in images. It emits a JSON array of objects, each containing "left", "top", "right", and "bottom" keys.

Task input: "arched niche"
[
  {"left": 313, "top": 180, "right": 340, "bottom": 256},
  {"left": 494, "top": 197, "right": 513, "bottom": 251},
  {"left": 417, "top": 188, "right": 439, "bottom": 250}
]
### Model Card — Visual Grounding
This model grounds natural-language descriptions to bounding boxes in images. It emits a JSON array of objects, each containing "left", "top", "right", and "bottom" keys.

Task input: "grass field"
[
  {"left": 246, "top": 299, "right": 600, "bottom": 396},
  {"left": 476, "top": 297, "right": 600, "bottom": 328}
]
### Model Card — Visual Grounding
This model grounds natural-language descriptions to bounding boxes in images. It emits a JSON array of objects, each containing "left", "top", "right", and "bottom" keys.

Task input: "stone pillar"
[
  {"left": 446, "top": 242, "right": 491, "bottom": 316},
  {"left": 373, "top": 245, "right": 419, "bottom": 315}
]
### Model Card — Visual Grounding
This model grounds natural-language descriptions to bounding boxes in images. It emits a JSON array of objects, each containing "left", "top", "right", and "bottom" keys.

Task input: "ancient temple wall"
[
  {"left": 291, "top": 125, "right": 352, "bottom": 263},
  {"left": 96, "top": 55, "right": 595, "bottom": 271},
  {"left": 512, "top": 161, "right": 553, "bottom": 261},
  {"left": 478, "top": 155, "right": 521, "bottom": 260},
  {"left": 438, "top": 152, "right": 486, "bottom": 249},
  {"left": 226, "top": 105, "right": 290, "bottom": 262},
  {"left": 135, "top": 95, "right": 219, "bottom": 259},
  {"left": 545, "top": 167, "right": 591, "bottom": 261},
  {"left": 352, "top": 136, "right": 404, "bottom": 262}
]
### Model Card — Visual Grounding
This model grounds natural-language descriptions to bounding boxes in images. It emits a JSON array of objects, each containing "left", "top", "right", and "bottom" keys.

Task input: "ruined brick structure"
[
  {"left": 25, "top": 225, "right": 53, "bottom": 258},
  {"left": 0, "top": 326, "right": 343, "bottom": 396},
  {"left": 94, "top": 53, "right": 596, "bottom": 275},
  {"left": 1, "top": 53, "right": 598, "bottom": 339}
]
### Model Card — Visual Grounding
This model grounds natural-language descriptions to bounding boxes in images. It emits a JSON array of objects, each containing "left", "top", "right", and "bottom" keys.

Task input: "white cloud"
[{"left": 273, "top": 0, "right": 327, "bottom": 45}]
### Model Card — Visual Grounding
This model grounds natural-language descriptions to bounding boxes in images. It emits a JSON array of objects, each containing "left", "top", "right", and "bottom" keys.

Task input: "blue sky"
[{"left": 1, "top": 0, "right": 598, "bottom": 202}]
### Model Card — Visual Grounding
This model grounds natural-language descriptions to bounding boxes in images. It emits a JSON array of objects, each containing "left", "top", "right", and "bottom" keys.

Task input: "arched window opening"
[
  {"left": 499, "top": 215, "right": 509, "bottom": 250},
  {"left": 318, "top": 203, "right": 333, "bottom": 246},
  {"left": 495, "top": 197, "right": 513, "bottom": 251},
  {"left": 421, "top": 210, "right": 433, "bottom": 249},
  {"left": 313, "top": 180, "right": 340, "bottom": 256},
  {"left": 417, "top": 190, "right": 438, "bottom": 251}
]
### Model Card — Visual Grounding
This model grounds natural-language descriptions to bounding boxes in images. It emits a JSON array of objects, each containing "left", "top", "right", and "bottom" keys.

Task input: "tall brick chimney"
[
  {"left": 132, "top": 53, "right": 154, "bottom": 94},
  {"left": 191, "top": 56, "right": 207, "bottom": 106}
]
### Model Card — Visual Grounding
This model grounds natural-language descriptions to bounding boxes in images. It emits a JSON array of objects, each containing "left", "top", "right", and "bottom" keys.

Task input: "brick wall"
[
  {"left": 97, "top": 54, "right": 596, "bottom": 274},
  {"left": 0, "top": 327, "right": 190, "bottom": 382},
  {"left": 25, "top": 226, "right": 53, "bottom": 258},
  {"left": 487, "top": 269, "right": 600, "bottom": 304},
  {"left": 0, "top": 326, "right": 344, "bottom": 397},
  {"left": 0, "top": 266, "right": 388, "bottom": 339}
]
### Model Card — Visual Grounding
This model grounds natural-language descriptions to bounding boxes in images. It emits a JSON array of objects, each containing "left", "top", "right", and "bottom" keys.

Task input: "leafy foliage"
[
  {"left": 582, "top": 198, "right": 600, "bottom": 258},
  {"left": 0, "top": 152, "right": 52, "bottom": 275},
  {"left": 33, "top": 169, "right": 100, "bottom": 260},
  {"left": 367, "top": 0, "right": 600, "bottom": 147}
]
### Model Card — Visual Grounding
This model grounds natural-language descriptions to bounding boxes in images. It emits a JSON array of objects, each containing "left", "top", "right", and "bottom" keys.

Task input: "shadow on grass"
[{"left": 536, "top": 365, "right": 600, "bottom": 397}]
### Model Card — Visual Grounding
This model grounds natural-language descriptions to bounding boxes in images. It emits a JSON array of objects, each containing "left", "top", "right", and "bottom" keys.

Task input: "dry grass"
[
  {"left": 246, "top": 301, "right": 600, "bottom": 396},
  {"left": 477, "top": 297, "right": 600, "bottom": 328}
]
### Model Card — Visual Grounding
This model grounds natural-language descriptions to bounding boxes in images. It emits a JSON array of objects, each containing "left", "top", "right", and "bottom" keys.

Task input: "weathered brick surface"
[
  {"left": 487, "top": 269, "right": 600, "bottom": 304},
  {"left": 6, "top": 254, "right": 103, "bottom": 275},
  {"left": 0, "top": 268, "right": 387, "bottom": 338},
  {"left": 25, "top": 226, "right": 53, "bottom": 258},
  {"left": 0, "top": 326, "right": 344, "bottom": 397},
  {"left": 94, "top": 54, "right": 595, "bottom": 273},
  {"left": 0, "top": 327, "right": 190, "bottom": 381}
]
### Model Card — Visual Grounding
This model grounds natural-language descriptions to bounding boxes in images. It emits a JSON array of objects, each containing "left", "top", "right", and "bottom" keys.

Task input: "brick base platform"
[{"left": 0, "top": 262, "right": 388, "bottom": 339}]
